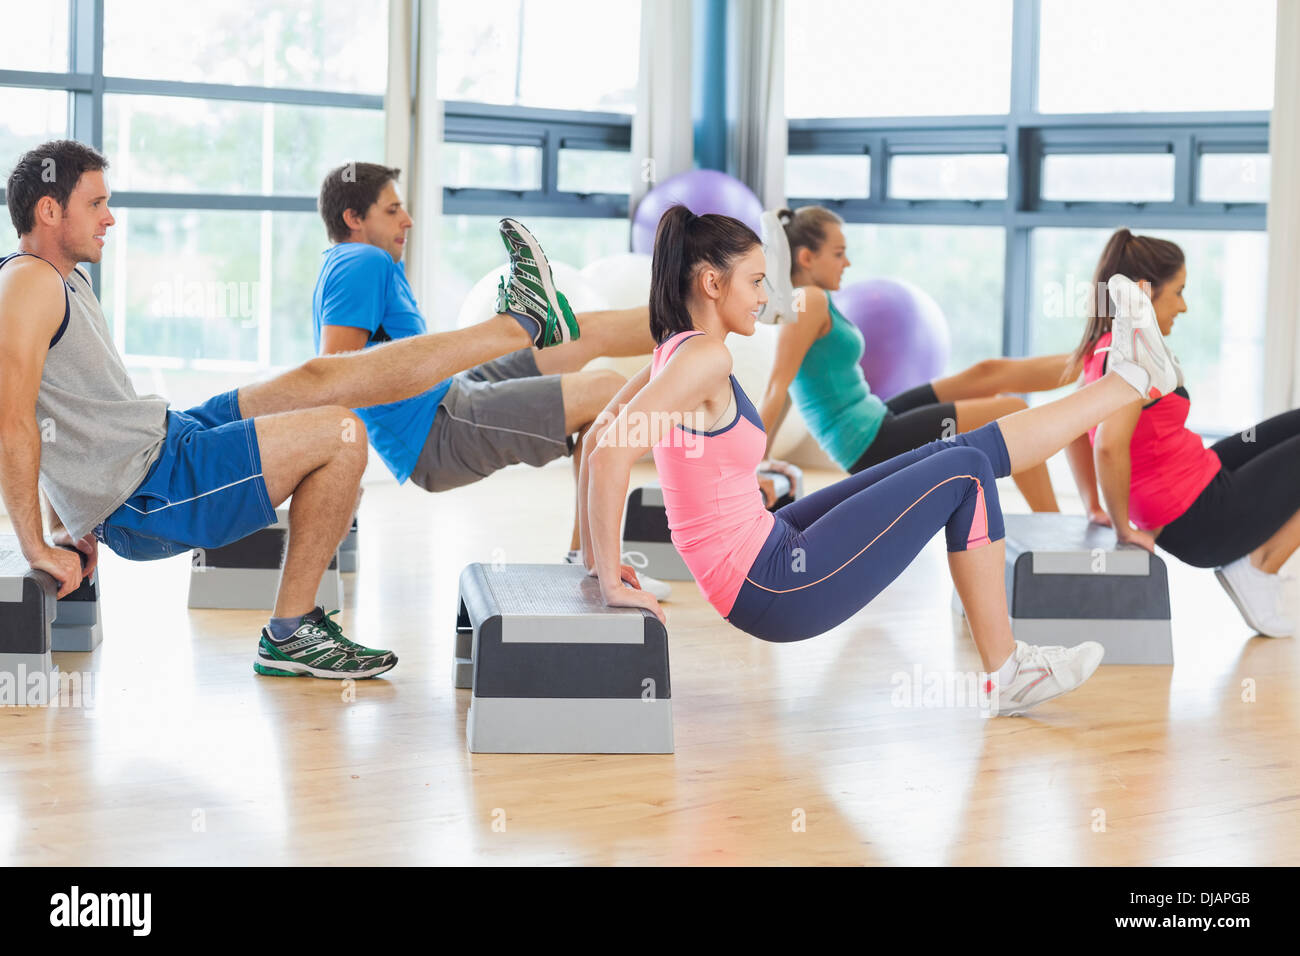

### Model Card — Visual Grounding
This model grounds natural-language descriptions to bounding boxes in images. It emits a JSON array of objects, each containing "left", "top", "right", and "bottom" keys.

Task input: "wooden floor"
[{"left": 2, "top": 460, "right": 1298, "bottom": 866}]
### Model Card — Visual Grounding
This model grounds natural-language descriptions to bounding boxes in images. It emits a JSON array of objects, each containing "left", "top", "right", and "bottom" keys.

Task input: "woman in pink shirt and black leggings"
[
  {"left": 1070, "top": 228, "right": 1300, "bottom": 638},
  {"left": 576, "top": 206, "right": 1182, "bottom": 717}
]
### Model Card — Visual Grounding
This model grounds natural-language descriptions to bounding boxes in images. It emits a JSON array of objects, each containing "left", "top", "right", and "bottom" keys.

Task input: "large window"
[
  {"left": 1037, "top": 0, "right": 1276, "bottom": 114},
  {"left": 786, "top": 0, "right": 1273, "bottom": 434},
  {"left": 438, "top": 0, "right": 639, "bottom": 113},
  {"left": 434, "top": 1, "right": 641, "bottom": 324},
  {"left": 0, "top": 2, "right": 387, "bottom": 409},
  {"left": 785, "top": 0, "right": 1013, "bottom": 118}
]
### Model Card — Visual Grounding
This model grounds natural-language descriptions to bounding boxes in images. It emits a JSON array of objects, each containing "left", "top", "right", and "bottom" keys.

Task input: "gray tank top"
[{"left": 5, "top": 255, "right": 171, "bottom": 539}]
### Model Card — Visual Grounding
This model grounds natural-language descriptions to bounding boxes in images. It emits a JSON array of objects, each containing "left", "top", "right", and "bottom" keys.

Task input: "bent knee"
[{"left": 943, "top": 443, "right": 996, "bottom": 480}]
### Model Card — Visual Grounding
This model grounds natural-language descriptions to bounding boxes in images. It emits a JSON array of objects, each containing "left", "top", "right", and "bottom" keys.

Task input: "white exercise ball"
[
  {"left": 580, "top": 253, "right": 652, "bottom": 309},
  {"left": 456, "top": 262, "right": 610, "bottom": 329}
]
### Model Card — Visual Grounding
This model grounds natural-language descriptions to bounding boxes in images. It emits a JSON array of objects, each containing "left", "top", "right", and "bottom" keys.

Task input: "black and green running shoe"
[
  {"left": 254, "top": 608, "right": 397, "bottom": 679},
  {"left": 496, "top": 217, "right": 580, "bottom": 348}
]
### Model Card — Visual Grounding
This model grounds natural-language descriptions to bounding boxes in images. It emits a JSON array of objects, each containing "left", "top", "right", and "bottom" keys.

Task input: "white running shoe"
[
  {"left": 1214, "top": 556, "right": 1295, "bottom": 638},
  {"left": 563, "top": 550, "right": 672, "bottom": 602},
  {"left": 1097, "top": 274, "right": 1179, "bottom": 400},
  {"left": 988, "top": 640, "right": 1104, "bottom": 716},
  {"left": 757, "top": 210, "right": 796, "bottom": 325}
]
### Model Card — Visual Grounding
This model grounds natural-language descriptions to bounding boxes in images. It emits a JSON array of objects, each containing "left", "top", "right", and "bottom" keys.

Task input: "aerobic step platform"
[
  {"left": 187, "top": 509, "right": 344, "bottom": 610},
  {"left": 1, "top": 539, "right": 105, "bottom": 700},
  {"left": 455, "top": 563, "right": 673, "bottom": 754},
  {"left": 1001, "top": 513, "right": 1173, "bottom": 665}
]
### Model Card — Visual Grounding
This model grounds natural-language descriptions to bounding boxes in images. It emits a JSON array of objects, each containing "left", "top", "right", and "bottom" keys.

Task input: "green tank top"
[{"left": 789, "top": 295, "right": 887, "bottom": 470}]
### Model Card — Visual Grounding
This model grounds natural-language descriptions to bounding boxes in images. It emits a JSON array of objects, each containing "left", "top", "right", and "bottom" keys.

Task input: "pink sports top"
[
  {"left": 649, "top": 330, "right": 775, "bottom": 616},
  {"left": 1084, "top": 332, "right": 1220, "bottom": 529}
]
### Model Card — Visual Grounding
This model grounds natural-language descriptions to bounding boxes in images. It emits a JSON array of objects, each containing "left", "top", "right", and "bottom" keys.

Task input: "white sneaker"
[
  {"left": 1214, "top": 556, "right": 1295, "bottom": 637},
  {"left": 988, "top": 640, "right": 1104, "bottom": 716},
  {"left": 1098, "top": 274, "right": 1178, "bottom": 400},
  {"left": 757, "top": 210, "right": 796, "bottom": 325},
  {"left": 563, "top": 550, "right": 672, "bottom": 602}
]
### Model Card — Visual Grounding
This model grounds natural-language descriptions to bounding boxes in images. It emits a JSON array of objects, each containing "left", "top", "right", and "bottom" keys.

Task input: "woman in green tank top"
[{"left": 757, "top": 205, "right": 1103, "bottom": 519}]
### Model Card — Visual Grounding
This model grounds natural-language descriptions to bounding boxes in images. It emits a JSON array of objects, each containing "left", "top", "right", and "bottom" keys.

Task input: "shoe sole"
[
  {"left": 759, "top": 211, "right": 794, "bottom": 325},
  {"left": 254, "top": 656, "right": 397, "bottom": 679},
  {"left": 1213, "top": 568, "right": 1290, "bottom": 637},
  {"left": 1106, "top": 276, "right": 1176, "bottom": 397},
  {"left": 499, "top": 218, "right": 573, "bottom": 344}
]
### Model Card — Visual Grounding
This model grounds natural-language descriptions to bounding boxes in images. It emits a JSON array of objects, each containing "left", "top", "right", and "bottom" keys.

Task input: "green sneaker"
[
  {"left": 496, "top": 217, "right": 580, "bottom": 348},
  {"left": 254, "top": 608, "right": 397, "bottom": 679}
]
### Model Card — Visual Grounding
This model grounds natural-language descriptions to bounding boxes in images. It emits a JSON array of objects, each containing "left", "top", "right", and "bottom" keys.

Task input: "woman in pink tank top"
[
  {"left": 1068, "top": 228, "right": 1300, "bottom": 637},
  {"left": 572, "top": 205, "right": 1184, "bottom": 716}
]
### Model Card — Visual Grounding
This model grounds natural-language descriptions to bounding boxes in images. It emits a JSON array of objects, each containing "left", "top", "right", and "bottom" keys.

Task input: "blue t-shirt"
[{"left": 311, "top": 242, "right": 451, "bottom": 483}]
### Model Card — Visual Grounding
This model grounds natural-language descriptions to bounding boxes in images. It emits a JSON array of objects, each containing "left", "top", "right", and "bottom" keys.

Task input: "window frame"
[
  {"left": 0, "top": 0, "right": 387, "bottom": 372},
  {"left": 785, "top": 0, "right": 1270, "bottom": 358}
]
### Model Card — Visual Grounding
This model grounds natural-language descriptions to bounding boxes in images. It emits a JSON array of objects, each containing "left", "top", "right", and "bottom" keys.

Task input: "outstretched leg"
[
  {"left": 534, "top": 306, "right": 655, "bottom": 375},
  {"left": 931, "top": 353, "right": 1073, "bottom": 403},
  {"left": 239, "top": 313, "right": 533, "bottom": 418}
]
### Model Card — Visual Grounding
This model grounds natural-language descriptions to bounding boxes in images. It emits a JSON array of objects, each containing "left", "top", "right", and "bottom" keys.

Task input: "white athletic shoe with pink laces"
[{"left": 988, "top": 640, "right": 1105, "bottom": 716}]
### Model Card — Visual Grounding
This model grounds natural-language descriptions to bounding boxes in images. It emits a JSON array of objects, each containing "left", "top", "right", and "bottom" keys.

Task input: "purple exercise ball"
[
  {"left": 831, "top": 278, "right": 951, "bottom": 401},
  {"left": 631, "top": 169, "right": 764, "bottom": 254}
]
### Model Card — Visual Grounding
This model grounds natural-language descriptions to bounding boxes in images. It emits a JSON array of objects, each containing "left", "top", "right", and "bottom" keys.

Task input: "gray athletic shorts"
[{"left": 407, "top": 348, "right": 572, "bottom": 493}]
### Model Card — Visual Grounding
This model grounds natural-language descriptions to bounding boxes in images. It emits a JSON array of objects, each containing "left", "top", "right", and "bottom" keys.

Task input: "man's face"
[
  {"left": 352, "top": 181, "right": 413, "bottom": 261},
  {"left": 52, "top": 169, "right": 115, "bottom": 265}
]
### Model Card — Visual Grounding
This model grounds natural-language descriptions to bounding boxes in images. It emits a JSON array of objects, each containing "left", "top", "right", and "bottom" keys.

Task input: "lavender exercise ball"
[
  {"left": 831, "top": 278, "right": 951, "bottom": 400},
  {"left": 631, "top": 169, "right": 764, "bottom": 254}
]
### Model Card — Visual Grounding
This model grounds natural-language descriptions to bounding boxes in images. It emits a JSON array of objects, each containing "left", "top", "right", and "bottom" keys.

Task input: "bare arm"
[
  {"left": 587, "top": 340, "right": 732, "bottom": 619},
  {"left": 576, "top": 362, "right": 651, "bottom": 571},
  {"left": 0, "top": 259, "right": 86, "bottom": 596},
  {"left": 758, "top": 288, "right": 827, "bottom": 456},
  {"left": 1094, "top": 401, "right": 1147, "bottom": 548},
  {"left": 1064, "top": 434, "right": 1108, "bottom": 524}
]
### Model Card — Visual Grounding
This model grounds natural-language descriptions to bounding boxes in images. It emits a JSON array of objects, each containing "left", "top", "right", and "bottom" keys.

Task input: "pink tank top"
[
  {"left": 650, "top": 330, "right": 775, "bottom": 616},
  {"left": 1084, "top": 332, "right": 1220, "bottom": 529}
]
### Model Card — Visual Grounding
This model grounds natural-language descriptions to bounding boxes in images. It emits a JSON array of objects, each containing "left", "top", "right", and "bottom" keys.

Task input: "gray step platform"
[
  {"left": 187, "top": 509, "right": 343, "bottom": 610},
  {"left": 0, "top": 544, "right": 57, "bottom": 686},
  {"left": 1, "top": 539, "right": 102, "bottom": 700},
  {"left": 455, "top": 563, "right": 673, "bottom": 754},
  {"left": 1000, "top": 513, "right": 1173, "bottom": 665},
  {"left": 623, "top": 468, "right": 804, "bottom": 582}
]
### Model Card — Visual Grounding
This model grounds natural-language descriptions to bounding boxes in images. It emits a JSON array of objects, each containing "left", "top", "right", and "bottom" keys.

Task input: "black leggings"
[
  {"left": 848, "top": 383, "right": 958, "bottom": 473},
  {"left": 1157, "top": 408, "right": 1300, "bottom": 568}
]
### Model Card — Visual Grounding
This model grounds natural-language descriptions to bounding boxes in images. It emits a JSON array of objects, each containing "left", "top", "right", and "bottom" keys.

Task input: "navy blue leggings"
[{"left": 726, "top": 423, "right": 1012, "bottom": 642}]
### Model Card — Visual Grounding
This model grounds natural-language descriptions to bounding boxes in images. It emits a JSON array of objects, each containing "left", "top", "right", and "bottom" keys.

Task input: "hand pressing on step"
[
  {"left": 603, "top": 570, "right": 665, "bottom": 625},
  {"left": 1116, "top": 526, "right": 1156, "bottom": 554},
  {"left": 1087, "top": 506, "right": 1113, "bottom": 528}
]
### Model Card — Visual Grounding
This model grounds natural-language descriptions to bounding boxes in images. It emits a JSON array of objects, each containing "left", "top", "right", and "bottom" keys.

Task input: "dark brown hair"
[
  {"left": 1067, "top": 228, "right": 1185, "bottom": 378},
  {"left": 6, "top": 139, "right": 109, "bottom": 236},
  {"left": 778, "top": 205, "right": 843, "bottom": 275},
  {"left": 318, "top": 162, "right": 401, "bottom": 243},
  {"left": 648, "top": 205, "right": 762, "bottom": 344}
]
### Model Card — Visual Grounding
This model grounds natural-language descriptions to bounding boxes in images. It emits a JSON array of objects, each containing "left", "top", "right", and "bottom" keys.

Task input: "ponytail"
[
  {"left": 1066, "top": 227, "right": 1184, "bottom": 379},
  {"left": 648, "top": 204, "right": 761, "bottom": 344},
  {"left": 779, "top": 205, "right": 843, "bottom": 277}
]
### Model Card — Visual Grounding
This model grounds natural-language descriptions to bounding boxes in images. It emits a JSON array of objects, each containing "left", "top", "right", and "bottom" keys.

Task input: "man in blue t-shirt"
[{"left": 311, "top": 162, "right": 671, "bottom": 599}]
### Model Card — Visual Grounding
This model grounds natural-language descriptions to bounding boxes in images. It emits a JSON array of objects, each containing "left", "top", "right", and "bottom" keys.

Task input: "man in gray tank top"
[{"left": 0, "top": 139, "right": 581, "bottom": 680}]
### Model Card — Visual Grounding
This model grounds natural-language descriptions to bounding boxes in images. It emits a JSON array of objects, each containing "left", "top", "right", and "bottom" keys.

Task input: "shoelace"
[
  {"left": 622, "top": 550, "right": 649, "bottom": 570},
  {"left": 304, "top": 610, "right": 360, "bottom": 656}
]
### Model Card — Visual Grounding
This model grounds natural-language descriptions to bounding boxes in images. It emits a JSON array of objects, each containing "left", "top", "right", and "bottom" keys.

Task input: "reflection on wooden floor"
[{"left": 2, "top": 459, "right": 1297, "bottom": 865}]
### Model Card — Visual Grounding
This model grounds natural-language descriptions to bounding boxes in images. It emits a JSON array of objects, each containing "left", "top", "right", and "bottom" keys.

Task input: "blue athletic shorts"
[{"left": 95, "top": 390, "right": 276, "bottom": 561}]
